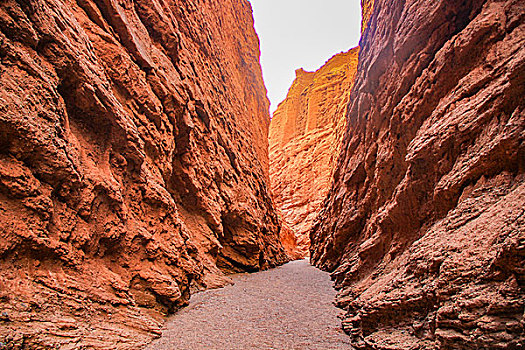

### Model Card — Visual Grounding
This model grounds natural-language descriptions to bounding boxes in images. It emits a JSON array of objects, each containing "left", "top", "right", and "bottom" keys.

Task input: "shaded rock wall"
[
  {"left": 269, "top": 49, "right": 359, "bottom": 258},
  {"left": 311, "top": 0, "right": 524, "bottom": 348},
  {"left": 0, "top": 0, "right": 287, "bottom": 348}
]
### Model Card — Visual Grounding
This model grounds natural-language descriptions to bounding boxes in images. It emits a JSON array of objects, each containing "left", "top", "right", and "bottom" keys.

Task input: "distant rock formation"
[
  {"left": 310, "top": 0, "right": 524, "bottom": 349},
  {"left": 269, "top": 48, "right": 359, "bottom": 258},
  {"left": 0, "top": 0, "right": 287, "bottom": 348}
]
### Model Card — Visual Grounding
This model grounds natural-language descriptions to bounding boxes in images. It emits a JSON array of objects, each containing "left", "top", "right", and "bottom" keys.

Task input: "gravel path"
[{"left": 146, "top": 259, "right": 354, "bottom": 350}]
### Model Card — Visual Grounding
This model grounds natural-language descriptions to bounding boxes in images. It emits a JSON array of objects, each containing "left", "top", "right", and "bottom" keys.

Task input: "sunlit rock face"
[
  {"left": 269, "top": 48, "right": 359, "bottom": 259},
  {"left": 0, "top": 0, "right": 287, "bottom": 348},
  {"left": 360, "top": 0, "right": 375, "bottom": 34},
  {"left": 310, "top": 0, "right": 524, "bottom": 348}
]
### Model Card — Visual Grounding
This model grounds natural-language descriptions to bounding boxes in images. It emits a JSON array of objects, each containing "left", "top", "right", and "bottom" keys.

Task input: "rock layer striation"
[
  {"left": 311, "top": 0, "right": 524, "bottom": 349},
  {"left": 0, "top": 0, "right": 287, "bottom": 348},
  {"left": 269, "top": 49, "right": 359, "bottom": 258}
]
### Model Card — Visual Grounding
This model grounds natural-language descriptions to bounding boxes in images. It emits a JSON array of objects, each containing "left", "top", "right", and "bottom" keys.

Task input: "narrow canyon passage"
[
  {"left": 146, "top": 260, "right": 354, "bottom": 350},
  {"left": 1, "top": 0, "right": 522, "bottom": 348}
]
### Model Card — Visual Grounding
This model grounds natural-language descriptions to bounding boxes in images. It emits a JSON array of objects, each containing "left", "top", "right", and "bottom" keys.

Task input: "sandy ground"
[{"left": 146, "top": 259, "right": 354, "bottom": 350}]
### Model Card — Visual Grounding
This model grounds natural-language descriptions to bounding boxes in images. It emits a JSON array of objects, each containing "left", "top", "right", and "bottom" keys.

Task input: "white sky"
[{"left": 248, "top": 0, "right": 362, "bottom": 114}]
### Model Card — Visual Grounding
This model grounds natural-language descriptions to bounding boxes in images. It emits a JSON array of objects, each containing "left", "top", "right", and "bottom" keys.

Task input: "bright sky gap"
[{"left": 248, "top": 0, "right": 362, "bottom": 114}]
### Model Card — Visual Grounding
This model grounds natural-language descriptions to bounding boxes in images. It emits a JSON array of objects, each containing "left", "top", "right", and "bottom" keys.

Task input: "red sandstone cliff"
[
  {"left": 0, "top": 0, "right": 287, "bottom": 348},
  {"left": 269, "top": 49, "right": 359, "bottom": 258},
  {"left": 311, "top": 0, "right": 524, "bottom": 349}
]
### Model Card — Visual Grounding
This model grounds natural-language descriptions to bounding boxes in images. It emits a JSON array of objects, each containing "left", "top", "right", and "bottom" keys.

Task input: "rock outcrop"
[
  {"left": 0, "top": 0, "right": 287, "bottom": 348},
  {"left": 269, "top": 49, "right": 359, "bottom": 258},
  {"left": 311, "top": 0, "right": 524, "bottom": 349}
]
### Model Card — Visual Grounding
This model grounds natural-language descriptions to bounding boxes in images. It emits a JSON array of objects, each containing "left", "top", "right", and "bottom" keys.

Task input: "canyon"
[
  {"left": 0, "top": 0, "right": 523, "bottom": 349},
  {"left": 269, "top": 48, "right": 359, "bottom": 258},
  {"left": 0, "top": 0, "right": 287, "bottom": 348}
]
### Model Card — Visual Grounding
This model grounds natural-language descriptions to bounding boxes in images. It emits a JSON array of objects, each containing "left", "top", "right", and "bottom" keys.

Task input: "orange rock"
[
  {"left": 270, "top": 48, "right": 359, "bottom": 258},
  {"left": 360, "top": 0, "right": 375, "bottom": 34},
  {"left": 0, "top": 0, "right": 287, "bottom": 348}
]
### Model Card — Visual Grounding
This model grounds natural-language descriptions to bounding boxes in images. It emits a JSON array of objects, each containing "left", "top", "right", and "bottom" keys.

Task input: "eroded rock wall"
[
  {"left": 269, "top": 49, "right": 359, "bottom": 258},
  {"left": 0, "top": 0, "right": 287, "bottom": 348},
  {"left": 311, "top": 0, "right": 524, "bottom": 348}
]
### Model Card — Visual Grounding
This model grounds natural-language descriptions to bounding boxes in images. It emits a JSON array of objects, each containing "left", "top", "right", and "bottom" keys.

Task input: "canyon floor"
[{"left": 146, "top": 260, "right": 354, "bottom": 350}]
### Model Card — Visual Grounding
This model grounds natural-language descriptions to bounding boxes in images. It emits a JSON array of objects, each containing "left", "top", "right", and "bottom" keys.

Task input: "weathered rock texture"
[
  {"left": 311, "top": 0, "right": 524, "bottom": 349},
  {"left": 269, "top": 49, "right": 359, "bottom": 258},
  {"left": 0, "top": 0, "right": 287, "bottom": 348}
]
